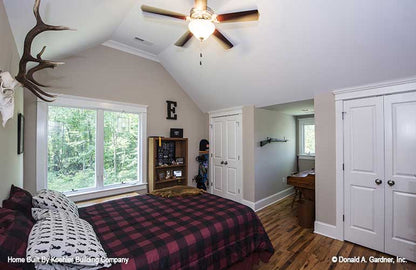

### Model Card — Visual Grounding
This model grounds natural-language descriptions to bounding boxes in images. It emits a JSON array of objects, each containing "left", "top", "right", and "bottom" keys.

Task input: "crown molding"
[
  {"left": 102, "top": 40, "right": 159, "bottom": 63},
  {"left": 333, "top": 76, "right": 416, "bottom": 100}
]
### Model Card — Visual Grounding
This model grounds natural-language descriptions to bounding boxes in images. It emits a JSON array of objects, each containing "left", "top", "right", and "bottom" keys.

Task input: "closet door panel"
[
  {"left": 224, "top": 115, "right": 241, "bottom": 201},
  {"left": 343, "top": 96, "right": 385, "bottom": 251},
  {"left": 385, "top": 92, "right": 416, "bottom": 262},
  {"left": 212, "top": 118, "right": 226, "bottom": 195}
]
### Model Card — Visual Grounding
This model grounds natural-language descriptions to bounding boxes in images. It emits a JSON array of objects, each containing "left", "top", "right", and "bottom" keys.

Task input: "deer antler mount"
[{"left": 15, "top": 0, "right": 72, "bottom": 102}]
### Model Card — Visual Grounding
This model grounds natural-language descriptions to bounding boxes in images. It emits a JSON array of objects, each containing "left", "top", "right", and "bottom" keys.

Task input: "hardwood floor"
[{"left": 255, "top": 195, "right": 416, "bottom": 270}]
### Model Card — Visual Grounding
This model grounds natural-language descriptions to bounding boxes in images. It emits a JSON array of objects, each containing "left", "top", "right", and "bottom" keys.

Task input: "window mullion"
[{"left": 96, "top": 110, "right": 104, "bottom": 188}]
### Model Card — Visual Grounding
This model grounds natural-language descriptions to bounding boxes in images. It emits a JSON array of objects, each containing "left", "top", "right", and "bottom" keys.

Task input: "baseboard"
[
  {"left": 314, "top": 221, "right": 338, "bottom": 240},
  {"left": 255, "top": 187, "right": 294, "bottom": 212},
  {"left": 241, "top": 199, "right": 256, "bottom": 210}
]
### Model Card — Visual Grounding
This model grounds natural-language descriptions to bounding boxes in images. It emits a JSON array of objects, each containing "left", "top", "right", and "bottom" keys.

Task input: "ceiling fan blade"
[
  {"left": 194, "top": 0, "right": 207, "bottom": 10},
  {"left": 216, "top": 10, "right": 259, "bottom": 23},
  {"left": 175, "top": 31, "right": 193, "bottom": 47},
  {"left": 141, "top": 5, "right": 187, "bottom": 20},
  {"left": 212, "top": 29, "right": 233, "bottom": 50}
]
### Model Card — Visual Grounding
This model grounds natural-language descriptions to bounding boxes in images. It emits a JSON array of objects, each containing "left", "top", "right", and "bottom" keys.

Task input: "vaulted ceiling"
[{"left": 4, "top": 0, "right": 416, "bottom": 112}]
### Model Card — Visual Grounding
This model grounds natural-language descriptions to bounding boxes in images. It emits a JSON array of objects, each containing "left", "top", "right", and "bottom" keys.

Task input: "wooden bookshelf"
[{"left": 148, "top": 137, "right": 188, "bottom": 192}]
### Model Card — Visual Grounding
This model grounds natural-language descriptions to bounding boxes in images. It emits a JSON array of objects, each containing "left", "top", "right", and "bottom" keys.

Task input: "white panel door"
[
  {"left": 344, "top": 97, "right": 385, "bottom": 251},
  {"left": 224, "top": 115, "right": 241, "bottom": 202},
  {"left": 384, "top": 92, "right": 416, "bottom": 262},
  {"left": 212, "top": 117, "right": 226, "bottom": 195},
  {"left": 210, "top": 114, "right": 242, "bottom": 203}
]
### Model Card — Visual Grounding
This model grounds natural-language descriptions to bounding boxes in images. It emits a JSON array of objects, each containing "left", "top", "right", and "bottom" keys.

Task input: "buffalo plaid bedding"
[{"left": 79, "top": 193, "right": 274, "bottom": 270}]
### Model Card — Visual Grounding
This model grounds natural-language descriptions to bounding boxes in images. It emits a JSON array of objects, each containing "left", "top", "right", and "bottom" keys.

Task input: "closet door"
[
  {"left": 212, "top": 117, "right": 226, "bottom": 196},
  {"left": 384, "top": 92, "right": 416, "bottom": 261},
  {"left": 344, "top": 97, "right": 385, "bottom": 251},
  {"left": 223, "top": 115, "right": 241, "bottom": 202},
  {"left": 210, "top": 115, "right": 242, "bottom": 202}
]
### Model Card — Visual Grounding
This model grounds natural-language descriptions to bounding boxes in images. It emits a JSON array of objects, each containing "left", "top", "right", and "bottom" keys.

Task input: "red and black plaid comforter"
[{"left": 79, "top": 193, "right": 274, "bottom": 270}]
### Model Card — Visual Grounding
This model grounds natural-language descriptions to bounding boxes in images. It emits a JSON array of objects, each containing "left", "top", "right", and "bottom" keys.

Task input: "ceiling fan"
[{"left": 141, "top": 0, "right": 259, "bottom": 49}]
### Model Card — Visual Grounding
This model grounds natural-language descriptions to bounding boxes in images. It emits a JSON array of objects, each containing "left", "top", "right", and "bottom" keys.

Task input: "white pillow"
[
  {"left": 32, "top": 208, "right": 76, "bottom": 221},
  {"left": 26, "top": 209, "right": 111, "bottom": 270},
  {"left": 32, "top": 189, "right": 79, "bottom": 217}
]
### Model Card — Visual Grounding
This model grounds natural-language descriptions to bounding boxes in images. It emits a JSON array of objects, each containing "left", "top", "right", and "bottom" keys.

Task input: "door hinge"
[
  {"left": 342, "top": 112, "right": 346, "bottom": 120},
  {"left": 211, "top": 153, "right": 213, "bottom": 158},
  {"left": 238, "top": 155, "right": 240, "bottom": 160},
  {"left": 236, "top": 121, "right": 240, "bottom": 127},
  {"left": 343, "top": 215, "right": 345, "bottom": 222},
  {"left": 342, "top": 163, "right": 345, "bottom": 171},
  {"left": 210, "top": 124, "right": 213, "bottom": 128},
  {"left": 238, "top": 189, "right": 240, "bottom": 194}
]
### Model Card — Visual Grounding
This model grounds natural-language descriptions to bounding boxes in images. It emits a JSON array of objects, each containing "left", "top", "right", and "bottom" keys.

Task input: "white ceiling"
[
  {"left": 4, "top": 0, "right": 416, "bottom": 112},
  {"left": 262, "top": 99, "right": 314, "bottom": 116},
  {"left": 3, "top": 0, "right": 137, "bottom": 58}
]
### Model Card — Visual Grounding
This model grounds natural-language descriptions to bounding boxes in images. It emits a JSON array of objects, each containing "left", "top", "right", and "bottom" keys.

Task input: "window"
[
  {"left": 37, "top": 95, "right": 147, "bottom": 199},
  {"left": 298, "top": 118, "right": 315, "bottom": 157}
]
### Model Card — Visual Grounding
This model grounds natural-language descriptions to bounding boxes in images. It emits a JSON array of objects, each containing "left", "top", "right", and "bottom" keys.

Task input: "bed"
[{"left": 79, "top": 193, "right": 274, "bottom": 270}]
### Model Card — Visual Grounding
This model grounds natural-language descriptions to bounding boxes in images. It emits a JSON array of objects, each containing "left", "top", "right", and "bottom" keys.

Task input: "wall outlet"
[{"left": 282, "top": 177, "right": 287, "bottom": 184}]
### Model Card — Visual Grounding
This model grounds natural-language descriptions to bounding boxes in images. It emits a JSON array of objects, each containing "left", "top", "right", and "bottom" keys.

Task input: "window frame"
[
  {"left": 298, "top": 117, "right": 315, "bottom": 159},
  {"left": 37, "top": 94, "right": 148, "bottom": 201}
]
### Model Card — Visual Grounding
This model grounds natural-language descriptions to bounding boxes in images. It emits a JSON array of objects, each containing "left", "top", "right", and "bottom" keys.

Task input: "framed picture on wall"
[{"left": 17, "top": 113, "right": 24, "bottom": 155}]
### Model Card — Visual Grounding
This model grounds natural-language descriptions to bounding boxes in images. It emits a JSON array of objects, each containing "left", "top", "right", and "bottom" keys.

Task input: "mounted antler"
[{"left": 15, "top": 0, "right": 72, "bottom": 102}]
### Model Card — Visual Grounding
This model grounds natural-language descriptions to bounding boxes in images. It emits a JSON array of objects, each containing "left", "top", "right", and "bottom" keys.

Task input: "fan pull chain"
[{"left": 199, "top": 41, "right": 203, "bottom": 66}]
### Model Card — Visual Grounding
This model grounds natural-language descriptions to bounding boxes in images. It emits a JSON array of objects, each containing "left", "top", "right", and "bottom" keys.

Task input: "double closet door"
[
  {"left": 210, "top": 114, "right": 242, "bottom": 203},
  {"left": 344, "top": 92, "right": 416, "bottom": 261}
]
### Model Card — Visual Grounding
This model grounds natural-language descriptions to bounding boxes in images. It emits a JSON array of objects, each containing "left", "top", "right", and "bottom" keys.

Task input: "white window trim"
[
  {"left": 36, "top": 94, "right": 148, "bottom": 201},
  {"left": 298, "top": 118, "right": 315, "bottom": 158}
]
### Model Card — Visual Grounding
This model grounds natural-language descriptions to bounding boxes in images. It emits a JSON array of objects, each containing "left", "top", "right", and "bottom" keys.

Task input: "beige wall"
[
  {"left": 254, "top": 109, "right": 296, "bottom": 201},
  {"left": 242, "top": 105, "right": 255, "bottom": 202},
  {"left": 314, "top": 92, "right": 336, "bottom": 225},
  {"left": 0, "top": 1, "right": 23, "bottom": 201},
  {"left": 24, "top": 45, "right": 208, "bottom": 194}
]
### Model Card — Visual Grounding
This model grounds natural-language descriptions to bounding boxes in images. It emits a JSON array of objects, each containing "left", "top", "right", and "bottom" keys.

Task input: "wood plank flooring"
[{"left": 255, "top": 195, "right": 416, "bottom": 270}]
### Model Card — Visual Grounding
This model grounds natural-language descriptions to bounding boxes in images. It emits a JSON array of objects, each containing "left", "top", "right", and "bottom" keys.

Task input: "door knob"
[
  {"left": 224, "top": 161, "right": 228, "bottom": 165},
  {"left": 387, "top": 180, "right": 395, "bottom": 186},
  {"left": 375, "top": 179, "right": 382, "bottom": 185},
  {"left": 220, "top": 161, "right": 224, "bottom": 165}
]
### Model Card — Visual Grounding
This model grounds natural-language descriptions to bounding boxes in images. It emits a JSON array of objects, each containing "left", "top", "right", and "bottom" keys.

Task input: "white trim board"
[
  {"left": 208, "top": 106, "right": 244, "bottom": 118},
  {"left": 255, "top": 187, "right": 294, "bottom": 212},
  {"left": 333, "top": 76, "right": 416, "bottom": 101},
  {"left": 102, "top": 40, "right": 160, "bottom": 63},
  {"left": 314, "top": 221, "right": 339, "bottom": 240},
  {"left": 240, "top": 188, "right": 294, "bottom": 211},
  {"left": 241, "top": 199, "right": 255, "bottom": 210}
]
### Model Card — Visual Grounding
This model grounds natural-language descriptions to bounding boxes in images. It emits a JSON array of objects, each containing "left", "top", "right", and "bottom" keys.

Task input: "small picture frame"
[
  {"left": 176, "top": 157, "right": 184, "bottom": 164},
  {"left": 170, "top": 128, "right": 183, "bottom": 138},
  {"left": 173, "top": 170, "right": 182, "bottom": 178},
  {"left": 158, "top": 171, "right": 165, "bottom": 181},
  {"left": 17, "top": 113, "right": 24, "bottom": 155}
]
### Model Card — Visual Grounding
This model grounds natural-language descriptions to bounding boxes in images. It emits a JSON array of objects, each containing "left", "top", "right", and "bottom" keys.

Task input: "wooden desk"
[{"left": 287, "top": 170, "right": 315, "bottom": 228}]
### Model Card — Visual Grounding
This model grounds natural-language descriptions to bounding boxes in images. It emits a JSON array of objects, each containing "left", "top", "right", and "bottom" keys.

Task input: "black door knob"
[
  {"left": 224, "top": 161, "right": 228, "bottom": 165},
  {"left": 375, "top": 179, "right": 382, "bottom": 185},
  {"left": 220, "top": 161, "right": 224, "bottom": 165},
  {"left": 387, "top": 180, "right": 395, "bottom": 186}
]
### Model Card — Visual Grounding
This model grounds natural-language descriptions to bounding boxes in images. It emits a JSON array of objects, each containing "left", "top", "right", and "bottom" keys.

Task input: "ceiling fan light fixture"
[{"left": 188, "top": 19, "right": 215, "bottom": 41}]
